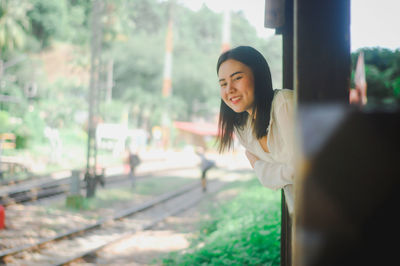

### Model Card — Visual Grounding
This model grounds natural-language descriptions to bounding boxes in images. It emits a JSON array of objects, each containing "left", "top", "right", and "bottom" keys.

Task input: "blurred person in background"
[
  {"left": 216, "top": 46, "right": 295, "bottom": 214},
  {"left": 195, "top": 147, "right": 216, "bottom": 192},
  {"left": 125, "top": 139, "right": 141, "bottom": 187}
]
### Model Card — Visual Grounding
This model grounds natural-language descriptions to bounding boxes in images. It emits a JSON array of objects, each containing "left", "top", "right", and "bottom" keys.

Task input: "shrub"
[{"left": 162, "top": 178, "right": 281, "bottom": 265}]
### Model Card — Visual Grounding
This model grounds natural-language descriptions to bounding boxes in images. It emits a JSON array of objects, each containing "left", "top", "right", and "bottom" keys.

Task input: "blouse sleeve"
[
  {"left": 253, "top": 159, "right": 294, "bottom": 190},
  {"left": 275, "top": 90, "right": 295, "bottom": 153},
  {"left": 253, "top": 90, "right": 295, "bottom": 190}
]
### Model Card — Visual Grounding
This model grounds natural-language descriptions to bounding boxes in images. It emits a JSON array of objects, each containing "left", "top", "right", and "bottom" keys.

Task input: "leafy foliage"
[
  {"left": 0, "top": 0, "right": 32, "bottom": 53},
  {"left": 0, "top": 110, "right": 11, "bottom": 132},
  {"left": 162, "top": 178, "right": 281, "bottom": 265},
  {"left": 27, "top": 0, "right": 68, "bottom": 48},
  {"left": 351, "top": 47, "right": 400, "bottom": 102},
  {"left": 64, "top": 0, "right": 91, "bottom": 45},
  {"left": 1, "top": 0, "right": 283, "bottom": 132},
  {"left": 123, "top": 0, "right": 167, "bottom": 35}
]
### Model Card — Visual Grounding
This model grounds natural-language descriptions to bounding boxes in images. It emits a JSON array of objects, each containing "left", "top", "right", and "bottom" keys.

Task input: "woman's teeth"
[{"left": 231, "top": 96, "right": 241, "bottom": 102}]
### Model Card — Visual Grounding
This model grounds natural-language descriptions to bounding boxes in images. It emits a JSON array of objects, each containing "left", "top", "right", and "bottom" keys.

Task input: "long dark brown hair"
[{"left": 216, "top": 46, "right": 274, "bottom": 152}]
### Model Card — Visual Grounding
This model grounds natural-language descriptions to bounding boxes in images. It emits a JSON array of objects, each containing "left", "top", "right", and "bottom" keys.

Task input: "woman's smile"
[{"left": 230, "top": 96, "right": 242, "bottom": 104}]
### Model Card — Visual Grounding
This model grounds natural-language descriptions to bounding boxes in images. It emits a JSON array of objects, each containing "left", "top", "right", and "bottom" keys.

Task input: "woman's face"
[{"left": 218, "top": 59, "right": 255, "bottom": 115}]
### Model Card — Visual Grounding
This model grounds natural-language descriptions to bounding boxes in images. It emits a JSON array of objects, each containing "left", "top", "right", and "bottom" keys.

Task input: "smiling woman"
[
  {"left": 216, "top": 46, "right": 295, "bottom": 214},
  {"left": 218, "top": 59, "right": 255, "bottom": 114}
]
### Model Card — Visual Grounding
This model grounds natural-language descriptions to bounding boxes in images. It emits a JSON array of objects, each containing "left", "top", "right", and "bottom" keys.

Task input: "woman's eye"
[
  {"left": 220, "top": 83, "right": 227, "bottom": 88},
  {"left": 234, "top": 76, "right": 242, "bottom": 81}
]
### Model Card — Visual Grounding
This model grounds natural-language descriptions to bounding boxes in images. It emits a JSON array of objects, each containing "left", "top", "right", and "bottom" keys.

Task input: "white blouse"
[{"left": 235, "top": 89, "right": 295, "bottom": 213}]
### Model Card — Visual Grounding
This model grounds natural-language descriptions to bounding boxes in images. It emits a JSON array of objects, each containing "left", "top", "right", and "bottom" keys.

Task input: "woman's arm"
[
  {"left": 246, "top": 150, "right": 293, "bottom": 190},
  {"left": 253, "top": 158, "right": 294, "bottom": 190},
  {"left": 248, "top": 90, "right": 295, "bottom": 190},
  {"left": 245, "top": 150, "right": 259, "bottom": 168}
]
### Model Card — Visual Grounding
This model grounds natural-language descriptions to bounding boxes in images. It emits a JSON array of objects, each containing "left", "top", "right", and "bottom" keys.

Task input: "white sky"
[{"left": 180, "top": 0, "right": 400, "bottom": 51}]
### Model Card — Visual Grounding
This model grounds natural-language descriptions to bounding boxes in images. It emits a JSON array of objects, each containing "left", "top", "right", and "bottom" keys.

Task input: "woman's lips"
[{"left": 230, "top": 96, "right": 241, "bottom": 104}]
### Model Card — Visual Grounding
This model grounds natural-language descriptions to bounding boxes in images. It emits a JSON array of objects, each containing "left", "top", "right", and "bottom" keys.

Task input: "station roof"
[{"left": 173, "top": 121, "right": 218, "bottom": 136}]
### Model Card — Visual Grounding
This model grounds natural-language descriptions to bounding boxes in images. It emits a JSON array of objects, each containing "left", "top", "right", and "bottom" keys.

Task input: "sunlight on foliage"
[{"left": 162, "top": 178, "right": 281, "bottom": 265}]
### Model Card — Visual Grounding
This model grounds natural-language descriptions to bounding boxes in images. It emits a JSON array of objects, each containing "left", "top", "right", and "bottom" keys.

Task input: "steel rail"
[
  {"left": 56, "top": 180, "right": 223, "bottom": 266},
  {"left": 0, "top": 165, "right": 197, "bottom": 206},
  {"left": 0, "top": 180, "right": 203, "bottom": 262}
]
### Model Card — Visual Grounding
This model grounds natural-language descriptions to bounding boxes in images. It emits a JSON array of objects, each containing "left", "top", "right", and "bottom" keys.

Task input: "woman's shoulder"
[
  {"left": 274, "top": 88, "right": 293, "bottom": 98},
  {"left": 273, "top": 89, "right": 294, "bottom": 106},
  {"left": 234, "top": 117, "right": 252, "bottom": 143}
]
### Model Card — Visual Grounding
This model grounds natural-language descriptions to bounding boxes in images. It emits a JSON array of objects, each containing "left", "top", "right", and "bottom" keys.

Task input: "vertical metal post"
[
  {"left": 105, "top": 59, "right": 113, "bottom": 103},
  {"left": 0, "top": 60, "right": 3, "bottom": 79},
  {"left": 0, "top": 60, "right": 3, "bottom": 111},
  {"left": 161, "top": 0, "right": 174, "bottom": 150},
  {"left": 70, "top": 170, "right": 81, "bottom": 195},
  {"left": 86, "top": 0, "right": 103, "bottom": 198},
  {"left": 221, "top": 9, "right": 231, "bottom": 52},
  {"left": 0, "top": 139, "right": 3, "bottom": 180}
]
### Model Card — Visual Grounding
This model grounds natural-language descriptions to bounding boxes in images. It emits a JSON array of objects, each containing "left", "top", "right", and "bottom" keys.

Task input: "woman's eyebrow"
[
  {"left": 230, "top": 71, "right": 243, "bottom": 77},
  {"left": 219, "top": 71, "right": 244, "bottom": 82}
]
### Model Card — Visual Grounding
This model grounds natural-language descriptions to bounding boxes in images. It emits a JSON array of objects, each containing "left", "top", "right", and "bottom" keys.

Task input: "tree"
[
  {"left": 27, "top": 0, "right": 68, "bottom": 48},
  {"left": 352, "top": 48, "right": 400, "bottom": 102},
  {"left": 65, "top": 0, "right": 91, "bottom": 45},
  {"left": 105, "top": 1, "right": 283, "bottom": 126},
  {"left": 1, "top": 0, "right": 284, "bottom": 146},
  {"left": 0, "top": 0, "right": 32, "bottom": 54},
  {"left": 123, "top": 0, "right": 167, "bottom": 35}
]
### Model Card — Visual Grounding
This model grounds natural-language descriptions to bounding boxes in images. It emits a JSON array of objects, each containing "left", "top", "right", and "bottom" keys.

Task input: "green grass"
[
  {"left": 133, "top": 176, "right": 194, "bottom": 195},
  {"left": 161, "top": 177, "right": 281, "bottom": 265},
  {"left": 54, "top": 176, "right": 194, "bottom": 212}
]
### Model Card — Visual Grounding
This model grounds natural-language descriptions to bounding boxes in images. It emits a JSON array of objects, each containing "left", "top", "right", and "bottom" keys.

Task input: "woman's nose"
[{"left": 227, "top": 82, "right": 235, "bottom": 92}]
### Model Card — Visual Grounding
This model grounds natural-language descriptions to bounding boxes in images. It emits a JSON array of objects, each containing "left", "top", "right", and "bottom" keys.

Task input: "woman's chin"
[
  {"left": 232, "top": 108, "right": 246, "bottom": 113},
  {"left": 227, "top": 103, "right": 247, "bottom": 113}
]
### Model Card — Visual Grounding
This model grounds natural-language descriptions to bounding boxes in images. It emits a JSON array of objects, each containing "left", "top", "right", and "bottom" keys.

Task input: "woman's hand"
[{"left": 245, "top": 150, "right": 260, "bottom": 168}]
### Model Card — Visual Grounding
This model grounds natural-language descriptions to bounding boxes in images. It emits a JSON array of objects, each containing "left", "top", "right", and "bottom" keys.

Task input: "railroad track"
[
  {"left": 0, "top": 165, "right": 198, "bottom": 206},
  {"left": 0, "top": 179, "right": 225, "bottom": 265},
  {"left": 0, "top": 153, "right": 199, "bottom": 188}
]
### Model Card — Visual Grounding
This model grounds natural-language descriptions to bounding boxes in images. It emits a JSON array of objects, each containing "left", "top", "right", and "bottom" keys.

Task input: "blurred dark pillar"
[
  {"left": 289, "top": 1, "right": 400, "bottom": 266},
  {"left": 294, "top": 0, "right": 350, "bottom": 103},
  {"left": 295, "top": 109, "right": 400, "bottom": 266},
  {"left": 293, "top": 0, "right": 350, "bottom": 265},
  {"left": 266, "top": 0, "right": 294, "bottom": 264},
  {"left": 292, "top": 0, "right": 400, "bottom": 265},
  {"left": 281, "top": 0, "right": 293, "bottom": 266}
]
